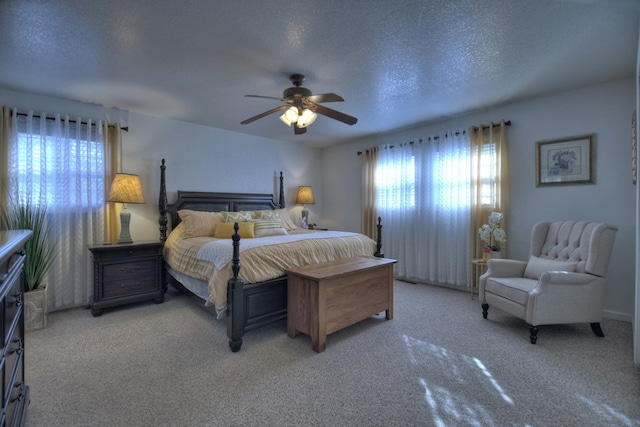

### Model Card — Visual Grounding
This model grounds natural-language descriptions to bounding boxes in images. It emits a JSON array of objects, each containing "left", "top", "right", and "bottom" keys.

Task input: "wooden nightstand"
[{"left": 89, "top": 240, "right": 165, "bottom": 316}]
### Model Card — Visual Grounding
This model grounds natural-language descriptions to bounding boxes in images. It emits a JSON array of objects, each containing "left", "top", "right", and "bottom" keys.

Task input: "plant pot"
[
  {"left": 24, "top": 284, "right": 48, "bottom": 332},
  {"left": 491, "top": 250, "right": 502, "bottom": 259}
]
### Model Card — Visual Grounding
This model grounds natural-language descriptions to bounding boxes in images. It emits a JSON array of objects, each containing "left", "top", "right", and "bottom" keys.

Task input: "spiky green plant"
[{"left": 0, "top": 197, "right": 55, "bottom": 292}]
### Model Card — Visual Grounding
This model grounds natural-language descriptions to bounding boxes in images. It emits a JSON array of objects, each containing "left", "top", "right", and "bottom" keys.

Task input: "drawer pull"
[
  {"left": 0, "top": 273, "right": 6, "bottom": 284},
  {"left": 9, "top": 292, "right": 22, "bottom": 308},
  {"left": 9, "top": 337, "right": 23, "bottom": 354}
]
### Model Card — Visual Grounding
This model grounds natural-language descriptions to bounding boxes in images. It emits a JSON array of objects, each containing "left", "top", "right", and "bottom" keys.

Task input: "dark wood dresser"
[
  {"left": 89, "top": 241, "right": 165, "bottom": 316},
  {"left": 0, "top": 230, "right": 32, "bottom": 426}
]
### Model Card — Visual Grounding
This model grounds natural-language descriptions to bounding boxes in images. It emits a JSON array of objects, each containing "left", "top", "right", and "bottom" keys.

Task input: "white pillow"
[{"left": 523, "top": 256, "right": 578, "bottom": 280}]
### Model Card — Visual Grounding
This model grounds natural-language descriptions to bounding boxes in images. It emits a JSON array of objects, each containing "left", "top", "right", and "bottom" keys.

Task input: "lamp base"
[
  {"left": 301, "top": 207, "right": 309, "bottom": 228},
  {"left": 117, "top": 207, "right": 133, "bottom": 244}
]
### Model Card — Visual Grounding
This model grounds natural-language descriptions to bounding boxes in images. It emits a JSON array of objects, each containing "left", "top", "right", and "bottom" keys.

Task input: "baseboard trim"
[{"left": 603, "top": 309, "right": 632, "bottom": 322}]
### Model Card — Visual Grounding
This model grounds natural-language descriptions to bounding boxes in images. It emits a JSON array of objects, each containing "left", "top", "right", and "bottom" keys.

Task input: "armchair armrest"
[
  {"left": 527, "top": 272, "right": 606, "bottom": 325},
  {"left": 538, "top": 271, "right": 595, "bottom": 285}
]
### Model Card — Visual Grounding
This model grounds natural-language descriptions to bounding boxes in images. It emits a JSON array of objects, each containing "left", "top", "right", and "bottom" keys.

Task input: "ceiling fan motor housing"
[{"left": 283, "top": 86, "right": 312, "bottom": 100}]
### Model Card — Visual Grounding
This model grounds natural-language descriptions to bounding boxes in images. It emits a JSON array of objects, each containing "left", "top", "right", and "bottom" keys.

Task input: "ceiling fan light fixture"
[
  {"left": 297, "top": 109, "right": 317, "bottom": 128},
  {"left": 284, "top": 106, "right": 299, "bottom": 123},
  {"left": 279, "top": 113, "right": 293, "bottom": 126}
]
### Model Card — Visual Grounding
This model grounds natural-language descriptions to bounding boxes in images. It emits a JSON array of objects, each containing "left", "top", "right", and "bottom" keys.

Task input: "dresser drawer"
[
  {"left": 103, "top": 259, "right": 157, "bottom": 281},
  {"left": 3, "top": 324, "right": 23, "bottom": 403},
  {"left": 3, "top": 279, "right": 22, "bottom": 349},
  {"left": 4, "top": 354, "right": 24, "bottom": 425}
]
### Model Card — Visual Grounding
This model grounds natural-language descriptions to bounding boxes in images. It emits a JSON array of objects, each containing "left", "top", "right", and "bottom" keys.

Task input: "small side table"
[
  {"left": 89, "top": 240, "right": 165, "bottom": 316},
  {"left": 471, "top": 259, "right": 488, "bottom": 299}
]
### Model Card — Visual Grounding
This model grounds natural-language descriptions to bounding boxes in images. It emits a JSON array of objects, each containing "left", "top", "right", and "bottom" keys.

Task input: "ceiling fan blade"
[
  {"left": 305, "top": 93, "right": 344, "bottom": 103},
  {"left": 294, "top": 125, "right": 307, "bottom": 135},
  {"left": 308, "top": 103, "right": 358, "bottom": 125},
  {"left": 244, "top": 95, "right": 283, "bottom": 101},
  {"left": 240, "top": 105, "right": 288, "bottom": 125}
]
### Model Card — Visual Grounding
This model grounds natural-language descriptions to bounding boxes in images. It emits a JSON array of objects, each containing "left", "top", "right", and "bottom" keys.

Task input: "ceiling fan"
[{"left": 240, "top": 73, "right": 358, "bottom": 135}]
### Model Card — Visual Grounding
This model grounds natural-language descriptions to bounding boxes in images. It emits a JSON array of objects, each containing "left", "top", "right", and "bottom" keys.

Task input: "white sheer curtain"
[
  {"left": 377, "top": 131, "right": 471, "bottom": 288},
  {"left": 9, "top": 111, "right": 107, "bottom": 310}
]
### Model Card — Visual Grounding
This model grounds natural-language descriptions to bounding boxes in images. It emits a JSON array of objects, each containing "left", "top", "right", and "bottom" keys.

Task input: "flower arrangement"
[{"left": 478, "top": 211, "right": 507, "bottom": 251}]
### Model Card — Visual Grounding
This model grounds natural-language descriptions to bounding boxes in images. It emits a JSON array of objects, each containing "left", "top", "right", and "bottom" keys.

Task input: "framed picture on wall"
[{"left": 536, "top": 134, "right": 595, "bottom": 187}]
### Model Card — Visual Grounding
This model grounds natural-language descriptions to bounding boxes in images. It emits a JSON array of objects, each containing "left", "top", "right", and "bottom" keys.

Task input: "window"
[
  {"left": 375, "top": 154, "right": 415, "bottom": 210},
  {"left": 13, "top": 120, "right": 106, "bottom": 210},
  {"left": 477, "top": 142, "right": 498, "bottom": 207}
]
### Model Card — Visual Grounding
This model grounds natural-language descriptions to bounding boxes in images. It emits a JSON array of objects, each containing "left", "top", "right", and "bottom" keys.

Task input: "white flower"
[{"left": 478, "top": 211, "right": 506, "bottom": 250}]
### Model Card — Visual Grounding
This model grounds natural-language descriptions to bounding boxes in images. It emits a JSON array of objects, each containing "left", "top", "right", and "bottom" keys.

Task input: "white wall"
[
  {"left": 121, "top": 112, "right": 324, "bottom": 241},
  {"left": 323, "top": 79, "right": 637, "bottom": 321}
]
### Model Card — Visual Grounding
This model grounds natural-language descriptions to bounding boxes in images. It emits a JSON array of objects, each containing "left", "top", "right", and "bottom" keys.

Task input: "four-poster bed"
[{"left": 158, "top": 159, "right": 383, "bottom": 352}]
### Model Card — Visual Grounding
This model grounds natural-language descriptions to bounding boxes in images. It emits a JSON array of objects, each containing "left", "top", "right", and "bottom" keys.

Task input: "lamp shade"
[
  {"left": 107, "top": 173, "right": 145, "bottom": 204},
  {"left": 295, "top": 186, "right": 315, "bottom": 205}
]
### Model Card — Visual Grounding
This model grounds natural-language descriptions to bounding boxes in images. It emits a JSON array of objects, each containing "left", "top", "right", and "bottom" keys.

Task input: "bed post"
[
  {"left": 278, "top": 171, "right": 285, "bottom": 208},
  {"left": 374, "top": 216, "right": 383, "bottom": 258},
  {"left": 227, "top": 223, "right": 245, "bottom": 352},
  {"left": 159, "top": 159, "right": 168, "bottom": 241}
]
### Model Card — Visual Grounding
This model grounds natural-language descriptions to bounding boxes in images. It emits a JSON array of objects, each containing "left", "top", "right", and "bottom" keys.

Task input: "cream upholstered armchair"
[{"left": 479, "top": 220, "right": 618, "bottom": 344}]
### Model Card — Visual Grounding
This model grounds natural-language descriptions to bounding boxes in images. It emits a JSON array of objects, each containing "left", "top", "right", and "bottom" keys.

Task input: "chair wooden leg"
[
  {"left": 590, "top": 322, "right": 605, "bottom": 337},
  {"left": 482, "top": 303, "right": 489, "bottom": 319},
  {"left": 529, "top": 325, "right": 538, "bottom": 344}
]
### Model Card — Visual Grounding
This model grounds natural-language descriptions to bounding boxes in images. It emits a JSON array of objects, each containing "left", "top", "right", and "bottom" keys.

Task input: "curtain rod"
[
  {"left": 471, "top": 120, "right": 511, "bottom": 131},
  {"left": 357, "top": 119, "right": 511, "bottom": 155},
  {"left": 16, "top": 112, "right": 129, "bottom": 131}
]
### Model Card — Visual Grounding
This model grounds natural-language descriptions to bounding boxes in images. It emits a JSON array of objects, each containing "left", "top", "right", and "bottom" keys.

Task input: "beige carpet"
[{"left": 24, "top": 281, "right": 640, "bottom": 426}]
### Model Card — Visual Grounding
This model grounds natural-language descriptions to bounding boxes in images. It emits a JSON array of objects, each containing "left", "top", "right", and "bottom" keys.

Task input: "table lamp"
[
  {"left": 107, "top": 173, "right": 145, "bottom": 244},
  {"left": 295, "top": 186, "right": 315, "bottom": 227}
]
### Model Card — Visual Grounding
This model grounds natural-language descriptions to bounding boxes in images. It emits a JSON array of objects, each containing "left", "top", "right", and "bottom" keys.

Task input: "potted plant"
[
  {"left": 478, "top": 211, "right": 507, "bottom": 260},
  {"left": 1, "top": 196, "right": 55, "bottom": 331}
]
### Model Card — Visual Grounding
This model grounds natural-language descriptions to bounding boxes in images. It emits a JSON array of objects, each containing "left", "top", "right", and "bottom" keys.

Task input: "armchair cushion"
[
  {"left": 523, "top": 256, "right": 578, "bottom": 280},
  {"left": 485, "top": 277, "right": 538, "bottom": 305}
]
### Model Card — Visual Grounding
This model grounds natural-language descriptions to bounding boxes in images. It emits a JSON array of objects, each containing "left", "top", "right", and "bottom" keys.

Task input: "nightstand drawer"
[
  {"left": 102, "top": 275, "right": 157, "bottom": 299},
  {"left": 103, "top": 259, "right": 156, "bottom": 281}
]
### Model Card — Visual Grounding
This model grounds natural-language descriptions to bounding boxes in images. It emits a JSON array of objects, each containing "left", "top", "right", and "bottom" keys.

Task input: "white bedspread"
[{"left": 196, "top": 231, "right": 359, "bottom": 269}]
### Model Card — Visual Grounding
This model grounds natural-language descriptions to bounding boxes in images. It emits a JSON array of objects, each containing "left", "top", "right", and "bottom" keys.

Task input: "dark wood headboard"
[{"left": 158, "top": 159, "right": 284, "bottom": 241}]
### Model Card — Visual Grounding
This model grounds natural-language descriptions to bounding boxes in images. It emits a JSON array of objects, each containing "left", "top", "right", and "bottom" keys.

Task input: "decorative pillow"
[
  {"left": 178, "top": 210, "right": 224, "bottom": 238},
  {"left": 273, "top": 208, "right": 299, "bottom": 230},
  {"left": 254, "top": 210, "right": 281, "bottom": 221},
  {"left": 523, "top": 256, "right": 578, "bottom": 280},
  {"left": 214, "top": 221, "right": 255, "bottom": 239},
  {"left": 252, "top": 219, "right": 288, "bottom": 237},
  {"left": 221, "top": 211, "right": 253, "bottom": 223}
]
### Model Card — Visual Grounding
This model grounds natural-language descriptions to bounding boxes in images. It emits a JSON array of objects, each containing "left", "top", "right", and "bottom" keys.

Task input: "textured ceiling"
[{"left": 0, "top": 0, "right": 638, "bottom": 147}]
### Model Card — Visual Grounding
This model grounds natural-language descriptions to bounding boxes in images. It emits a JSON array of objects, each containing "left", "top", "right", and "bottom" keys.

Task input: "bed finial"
[
  {"left": 159, "top": 159, "right": 168, "bottom": 241},
  {"left": 227, "top": 222, "right": 244, "bottom": 352},
  {"left": 374, "top": 216, "right": 383, "bottom": 257},
  {"left": 278, "top": 171, "right": 285, "bottom": 208}
]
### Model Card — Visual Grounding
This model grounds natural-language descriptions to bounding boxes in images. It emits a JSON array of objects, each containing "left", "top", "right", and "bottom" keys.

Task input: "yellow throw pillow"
[
  {"left": 221, "top": 211, "right": 253, "bottom": 223},
  {"left": 214, "top": 221, "right": 255, "bottom": 239},
  {"left": 178, "top": 210, "right": 224, "bottom": 238}
]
